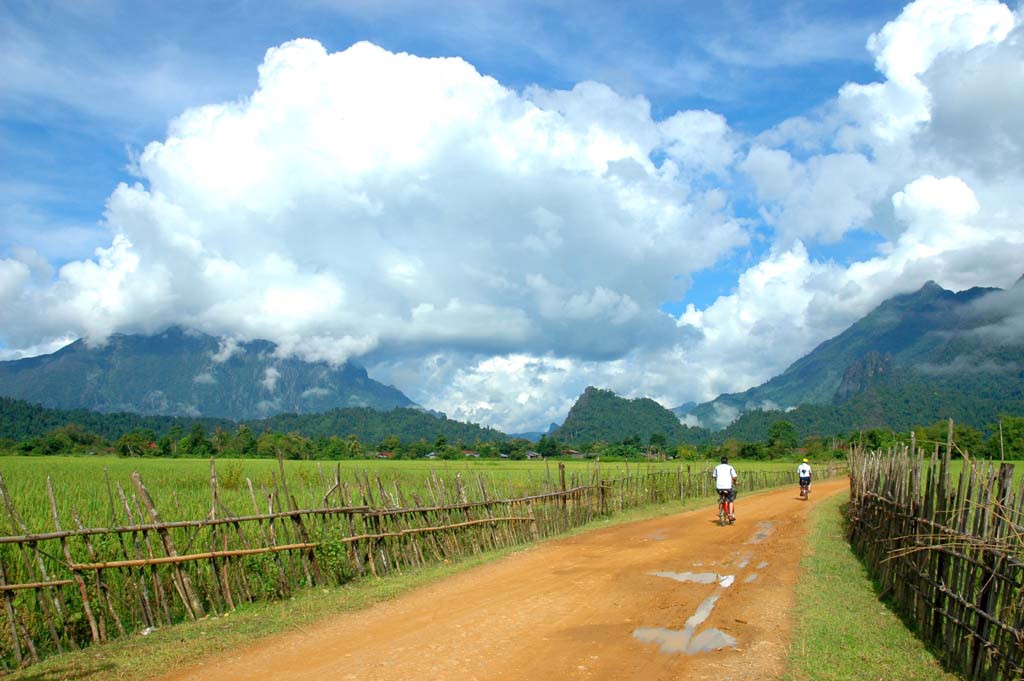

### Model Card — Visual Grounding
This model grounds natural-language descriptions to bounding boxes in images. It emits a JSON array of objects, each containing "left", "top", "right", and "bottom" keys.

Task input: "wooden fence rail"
[
  {"left": 849, "top": 424, "right": 1024, "bottom": 681},
  {"left": 1, "top": 458, "right": 846, "bottom": 670}
]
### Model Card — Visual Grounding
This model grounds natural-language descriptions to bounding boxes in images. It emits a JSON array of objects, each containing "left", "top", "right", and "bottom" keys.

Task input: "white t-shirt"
[
  {"left": 797, "top": 463, "right": 812, "bottom": 477},
  {"left": 713, "top": 463, "right": 737, "bottom": 490}
]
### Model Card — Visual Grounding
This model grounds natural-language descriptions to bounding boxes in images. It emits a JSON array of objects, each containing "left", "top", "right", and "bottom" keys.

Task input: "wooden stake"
[
  {"left": 130, "top": 473, "right": 204, "bottom": 619},
  {"left": 47, "top": 478, "right": 99, "bottom": 644}
]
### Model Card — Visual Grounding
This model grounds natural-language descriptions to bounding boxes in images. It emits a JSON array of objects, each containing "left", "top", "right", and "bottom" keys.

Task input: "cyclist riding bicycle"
[
  {"left": 797, "top": 458, "right": 812, "bottom": 498},
  {"left": 713, "top": 456, "right": 738, "bottom": 522}
]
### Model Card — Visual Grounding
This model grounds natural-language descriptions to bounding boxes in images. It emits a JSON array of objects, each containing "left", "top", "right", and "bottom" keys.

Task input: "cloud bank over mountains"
[{"left": 1, "top": 0, "right": 1022, "bottom": 432}]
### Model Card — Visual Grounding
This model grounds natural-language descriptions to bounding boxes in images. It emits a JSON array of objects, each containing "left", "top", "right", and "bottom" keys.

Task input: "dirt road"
[{"left": 162, "top": 478, "right": 849, "bottom": 681}]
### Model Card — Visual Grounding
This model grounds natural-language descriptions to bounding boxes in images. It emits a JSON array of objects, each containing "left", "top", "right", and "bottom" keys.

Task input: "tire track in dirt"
[{"left": 162, "top": 478, "right": 850, "bottom": 681}]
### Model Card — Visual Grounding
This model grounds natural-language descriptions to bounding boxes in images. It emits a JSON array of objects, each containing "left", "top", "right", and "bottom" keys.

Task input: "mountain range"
[
  {"left": 0, "top": 327, "right": 414, "bottom": 420},
  {"left": 0, "top": 279, "right": 1020, "bottom": 445},
  {"left": 554, "top": 280, "right": 1023, "bottom": 444},
  {"left": 684, "top": 279, "right": 1024, "bottom": 431}
]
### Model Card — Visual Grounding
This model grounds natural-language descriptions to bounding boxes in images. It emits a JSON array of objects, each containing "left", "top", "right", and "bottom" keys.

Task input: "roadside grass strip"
[{"left": 783, "top": 493, "right": 960, "bottom": 681}]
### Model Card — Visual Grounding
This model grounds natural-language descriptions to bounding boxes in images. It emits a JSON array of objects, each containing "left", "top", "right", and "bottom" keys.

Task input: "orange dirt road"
[{"left": 162, "top": 478, "right": 850, "bottom": 681}]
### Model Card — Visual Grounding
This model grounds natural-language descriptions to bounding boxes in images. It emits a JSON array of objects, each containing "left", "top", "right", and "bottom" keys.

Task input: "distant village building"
[
  {"left": 375, "top": 451, "right": 392, "bottom": 459},
  {"left": 463, "top": 450, "right": 480, "bottom": 458},
  {"left": 563, "top": 449, "right": 585, "bottom": 459},
  {"left": 525, "top": 451, "right": 543, "bottom": 460}
]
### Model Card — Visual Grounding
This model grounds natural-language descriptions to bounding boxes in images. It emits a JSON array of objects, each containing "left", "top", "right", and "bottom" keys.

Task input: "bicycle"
[
  {"left": 799, "top": 479, "right": 811, "bottom": 501},
  {"left": 717, "top": 489, "right": 735, "bottom": 526}
]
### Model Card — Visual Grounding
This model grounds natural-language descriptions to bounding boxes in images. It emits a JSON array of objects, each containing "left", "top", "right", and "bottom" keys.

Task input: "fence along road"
[{"left": 849, "top": 424, "right": 1024, "bottom": 681}]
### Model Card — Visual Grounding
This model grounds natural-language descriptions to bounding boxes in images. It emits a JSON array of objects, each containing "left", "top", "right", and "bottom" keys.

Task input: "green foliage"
[
  {"left": 767, "top": 420, "right": 798, "bottom": 458},
  {"left": 116, "top": 429, "right": 156, "bottom": 457},
  {"left": 986, "top": 416, "right": 1024, "bottom": 459},
  {"left": 536, "top": 434, "right": 561, "bottom": 457},
  {"left": 552, "top": 387, "right": 692, "bottom": 445}
]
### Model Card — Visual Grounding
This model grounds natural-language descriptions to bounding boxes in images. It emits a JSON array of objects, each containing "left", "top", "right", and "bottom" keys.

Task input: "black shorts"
[
  {"left": 799, "top": 477, "right": 811, "bottom": 487},
  {"left": 717, "top": 489, "right": 736, "bottom": 502}
]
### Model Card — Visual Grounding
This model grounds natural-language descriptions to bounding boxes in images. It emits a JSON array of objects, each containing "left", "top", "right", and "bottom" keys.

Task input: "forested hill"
[
  {"left": 0, "top": 327, "right": 415, "bottom": 420},
  {"left": 551, "top": 387, "right": 699, "bottom": 444},
  {"left": 0, "top": 397, "right": 505, "bottom": 446},
  {"left": 712, "top": 373, "right": 1024, "bottom": 444},
  {"left": 0, "top": 397, "right": 234, "bottom": 442},
  {"left": 688, "top": 280, "right": 1024, "bottom": 429},
  {"left": 250, "top": 407, "right": 507, "bottom": 445}
]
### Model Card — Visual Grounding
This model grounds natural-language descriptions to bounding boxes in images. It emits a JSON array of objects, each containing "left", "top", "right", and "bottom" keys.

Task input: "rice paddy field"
[{"left": 0, "top": 456, "right": 811, "bottom": 534}]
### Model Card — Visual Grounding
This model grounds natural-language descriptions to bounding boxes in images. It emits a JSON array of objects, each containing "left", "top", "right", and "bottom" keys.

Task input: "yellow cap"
[{"left": 802, "top": 458, "right": 808, "bottom": 463}]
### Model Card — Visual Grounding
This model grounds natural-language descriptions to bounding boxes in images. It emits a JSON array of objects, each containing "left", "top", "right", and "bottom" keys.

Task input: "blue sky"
[{"left": 2, "top": 0, "right": 1023, "bottom": 432}]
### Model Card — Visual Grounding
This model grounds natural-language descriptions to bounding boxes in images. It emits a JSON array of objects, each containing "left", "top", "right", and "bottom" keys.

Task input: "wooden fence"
[
  {"left": 849, "top": 426, "right": 1024, "bottom": 680},
  {"left": 1, "top": 458, "right": 846, "bottom": 670}
]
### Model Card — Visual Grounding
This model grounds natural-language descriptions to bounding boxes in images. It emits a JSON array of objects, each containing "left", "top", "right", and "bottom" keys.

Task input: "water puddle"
[
  {"left": 746, "top": 521, "right": 775, "bottom": 544},
  {"left": 757, "top": 561, "right": 768, "bottom": 569},
  {"left": 650, "top": 571, "right": 735, "bottom": 588},
  {"left": 633, "top": 594, "right": 738, "bottom": 654},
  {"left": 643, "top": 530, "right": 670, "bottom": 541},
  {"left": 743, "top": 573, "right": 758, "bottom": 583},
  {"left": 650, "top": 571, "right": 718, "bottom": 584}
]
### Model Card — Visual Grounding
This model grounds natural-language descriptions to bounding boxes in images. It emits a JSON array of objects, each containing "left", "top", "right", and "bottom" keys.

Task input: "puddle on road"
[
  {"left": 746, "top": 521, "right": 775, "bottom": 544},
  {"left": 757, "top": 561, "right": 768, "bottom": 569},
  {"left": 688, "top": 628, "right": 739, "bottom": 653},
  {"left": 650, "top": 572, "right": 735, "bottom": 588},
  {"left": 743, "top": 573, "right": 758, "bottom": 583},
  {"left": 633, "top": 594, "right": 738, "bottom": 655},
  {"left": 650, "top": 571, "right": 718, "bottom": 584}
]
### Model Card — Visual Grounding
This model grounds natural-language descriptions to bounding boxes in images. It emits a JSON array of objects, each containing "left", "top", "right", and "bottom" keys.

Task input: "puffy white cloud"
[
  {"left": 261, "top": 367, "right": 280, "bottom": 393},
  {"left": 2, "top": 37, "right": 749, "bottom": 429},
  {"left": 0, "top": 259, "right": 30, "bottom": 303}
]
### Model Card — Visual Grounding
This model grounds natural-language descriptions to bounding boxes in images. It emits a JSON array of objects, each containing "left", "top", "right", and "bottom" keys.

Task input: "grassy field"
[
  {"left": 0, "top": 456, "right": 807, "bottom": 533},
  {"left": 783, "top": 492, "right": 960, "bottom": 681}
]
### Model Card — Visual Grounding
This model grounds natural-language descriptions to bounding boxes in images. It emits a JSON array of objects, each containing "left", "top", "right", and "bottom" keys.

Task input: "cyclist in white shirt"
[
  {"left": 797, "top": 458, "right": 812, "bottom": 497},
  {"left": 713, "top": 456, "right": 738, "bottom": 521}
]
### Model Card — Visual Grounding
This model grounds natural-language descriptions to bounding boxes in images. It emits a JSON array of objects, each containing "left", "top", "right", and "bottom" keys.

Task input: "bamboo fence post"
[
  {"left": 0, "top": 473, "right": 64, "bottom": 653},
  {"left": 71, "top": 509, "right": 125, "bottom": 639},
  {"left": 130, "top": 472, "right": 204, "bottom": 619},
  {"left": 208, "top": 459, "right": 233, "bottom": 611},
  {"left": 559, "top": 463, "right": 567, "bottom": 512},
  {"left": 108, "top": 475, "right": 153, "bottom": 629},
  {"left": 257, "top": 480, "right": 289, "bottom": 597},
  {"left": 340, "top": 482, "right": 366, "bottom": 575},
  {"left": 15, "top": 607, "right": 39, "bottom": 665},
  {"left": 0, "top": 557, "right": 24, "bottom": 667},
  {"left": 116, "top": 483, "right": 161, "bottom": 627},
  {"left": 46, "top": 478, "right": 99, "bottom": 644}
]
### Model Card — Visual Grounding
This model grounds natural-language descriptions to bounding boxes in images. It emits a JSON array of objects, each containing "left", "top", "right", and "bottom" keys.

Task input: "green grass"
[
  {"left": 783, "top": 493, "right": 960, "bottom": 681},
  {"left": 0, "top": 456, "right": 806, "bottom": 532},
  {"left": 3, "top": 495, "right": 712, "bottom": 680}
]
